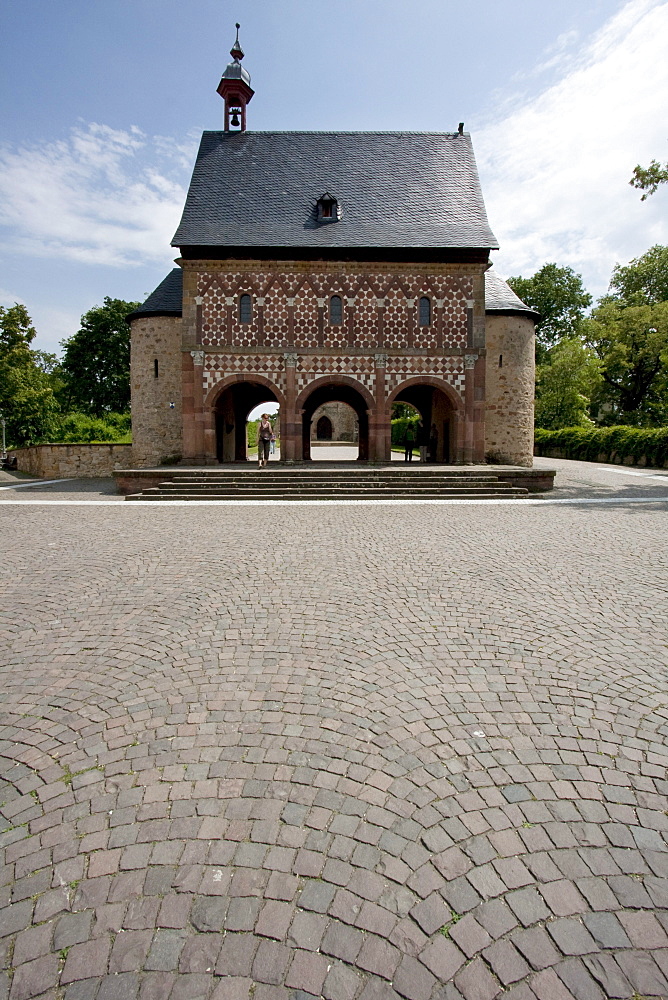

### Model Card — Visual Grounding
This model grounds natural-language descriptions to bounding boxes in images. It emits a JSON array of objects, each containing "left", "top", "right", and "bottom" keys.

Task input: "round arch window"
[
  {"left": 419, "top": 296, "right": 431, "bottom": 327},
  {"left": 329, "top": 295, "right": 343, "bottom": 325},
  {"left": 239, "top": 294, "right": 252, "bottom": 323}
]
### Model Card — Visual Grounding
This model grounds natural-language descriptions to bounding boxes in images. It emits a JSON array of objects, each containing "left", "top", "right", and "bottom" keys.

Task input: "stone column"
[
  {"left": 406, "top": 299, "right": 415, "bottom": 349},
  {"left": 373, "top": 353, "right": 390, "bottom": 463},
  {"left": 194, "top": 296, "right": 203, "bottom": 345},
  {"left": 473, "top": 355, "right": 486, "bottom": 463},
  {"left": 182, "top": 350, "right": 206, "bottom": 464},
  {"left": 463, "top": 354, "right": 477, "bottom": 465},
  {"left": 376, "top": 297, "right": 385, "bottom": 350},
  {"left": 283, "top": 352, "right": 298, "bottom": 463},
  {"left": 346, "top": 296, "right": 356, "bottom": 348}
]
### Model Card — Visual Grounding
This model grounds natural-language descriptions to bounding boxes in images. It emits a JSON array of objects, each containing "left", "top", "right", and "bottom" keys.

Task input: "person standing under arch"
[
  {"left": 403, "top": 422, "right": 416, "bottom": 462},
  {"left": 257, "top": 413, "right": 273, "bottom": 468}
]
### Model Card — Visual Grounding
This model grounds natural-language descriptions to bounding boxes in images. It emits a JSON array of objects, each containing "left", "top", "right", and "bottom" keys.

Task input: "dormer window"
[{"left": 317, "top": 192, "right": 339, "bottom": 223}]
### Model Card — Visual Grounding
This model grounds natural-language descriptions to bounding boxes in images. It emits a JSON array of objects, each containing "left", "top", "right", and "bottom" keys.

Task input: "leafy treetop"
[
  {"left": 507, "top": 263, "right": 592, "bottom": 349},
  {"left": 630, "top": 159, "right": 668, "bottom": 200},
  {"left": 60, "top": 297, "right": 140, "bottom": 417},
  {"left": 608, "top": 245, "right": 668, "bottom": 306}
]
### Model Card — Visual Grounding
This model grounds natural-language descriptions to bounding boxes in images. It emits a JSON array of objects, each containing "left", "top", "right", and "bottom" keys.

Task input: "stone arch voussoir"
[
  {"left": 387, "top": 374, "right": 464, "bottom": 412},
  {"left": 295, "top": 374, "right": 376, "bottom": 414},
  {"left": 205, "top": 373, "right": 286, "bottom": 411}
]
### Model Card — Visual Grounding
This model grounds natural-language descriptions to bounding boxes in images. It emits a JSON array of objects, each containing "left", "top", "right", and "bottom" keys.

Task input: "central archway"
[
  {"left": 297, "top": 377, "right": 373, "bottom": 462},
  {"left": 210, "top": 377, "right": 283, "bottom": 463}
]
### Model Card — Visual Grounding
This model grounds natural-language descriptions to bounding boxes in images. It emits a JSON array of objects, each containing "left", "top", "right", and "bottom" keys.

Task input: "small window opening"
[
  {"left": 239, "top": 294, "right": 252, "bottom": 323},
  {"left": 499, "top": 354, "right": 503, "bottom": 368},
  {"left": 329, "top": 295, "right": 343, "bottom": 325},
  {"left": 154, "top": 359, "right": 159, "bottom": 378},
  {"left": 419, "top": 296, "right": 431, "bottom": 327},
  {"left": 317, "top": 192, "right": 338, "bottom": 223}
]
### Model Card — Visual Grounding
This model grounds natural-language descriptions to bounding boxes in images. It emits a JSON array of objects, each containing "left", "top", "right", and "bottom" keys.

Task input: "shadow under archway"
[
  {"left": 392, "top": 381, "right": 458, "bottom": 463},
  {"left": 300, "top": 382, "right": 369, "bottom": 461},
  {"left": 214, "top": 380, "right": 280, "bottom": 463}
]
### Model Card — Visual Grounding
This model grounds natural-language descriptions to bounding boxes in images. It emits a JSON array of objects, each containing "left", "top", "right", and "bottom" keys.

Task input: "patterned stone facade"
[
  {"left": 130, "top": 260, "right": 535, "bottom": 467},
  {"left": 196, "top": 267, "right": 473, "bottom": 352},
  {"left": 177, "top": 259, "right": 487, "bottom": 465}
]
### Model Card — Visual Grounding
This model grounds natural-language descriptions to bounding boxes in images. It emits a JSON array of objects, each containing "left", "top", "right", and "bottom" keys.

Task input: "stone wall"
[
  {"left": 484, "top": 314, "right": 535, "bottom": 466},
  {"left": 10, "top": 444, "right": 133, "bottom": 479},
  {"left": 311, "top": 402, "right": 359, "bottom": 441},
  {"left": 130, "top": 315, "right": 183, "bottom": 467}
]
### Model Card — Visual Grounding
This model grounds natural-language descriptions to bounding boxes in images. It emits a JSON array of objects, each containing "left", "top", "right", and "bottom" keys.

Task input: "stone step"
[
  {"left": 152, "top": 479, "right": 516, "bottom": 491},
  {"left": 127, "top": 488, "right": 530, "bottom": 501},
  {"left": 124, "top": 466, "right": 535, "bottom": 501}
]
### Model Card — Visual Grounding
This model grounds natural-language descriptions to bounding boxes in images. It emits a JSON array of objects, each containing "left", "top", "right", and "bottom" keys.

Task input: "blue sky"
[{"left": 1, "top": 0, "right": 667, "bottom": 354}]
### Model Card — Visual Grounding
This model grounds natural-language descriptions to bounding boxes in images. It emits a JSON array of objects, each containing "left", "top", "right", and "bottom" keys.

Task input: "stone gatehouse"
[{"left": 129, "top": 29, "right": 537, "bottom": 467}]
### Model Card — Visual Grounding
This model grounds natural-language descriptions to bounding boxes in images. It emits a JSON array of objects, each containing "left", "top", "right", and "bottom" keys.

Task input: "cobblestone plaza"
[{"left": 1, "top": 460, "right": 668, "bottom": 999}]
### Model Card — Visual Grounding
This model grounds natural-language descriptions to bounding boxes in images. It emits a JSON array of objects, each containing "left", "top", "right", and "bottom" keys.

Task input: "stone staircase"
[{"left": 124, "top": 468, "right": 530, "bottom": 501}]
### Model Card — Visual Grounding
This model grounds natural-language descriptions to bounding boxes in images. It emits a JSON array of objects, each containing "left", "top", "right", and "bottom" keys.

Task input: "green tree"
[
  {"left": 60, "top": 297, "right": 139, "bottom": 416},
  {"left": 584, "top": 300, "right": 668, "bottom": 426},
  {"left": 0, "top": 304, "right": 59, "bottom": 446},
  {"left": 507, "top": 263, "right": 592, "bottom": 355},
  {"left": 534, "top": 338, "right": 602, "bottom": 430},
  {"left": 391, "top": 402, "right": 419, "bottom": 420},
  {"left": 630, "top": 159, "right": 668, "bottom": 200},
  {"left": 608, "top": 245, "right": 668, "bottom": 306}
]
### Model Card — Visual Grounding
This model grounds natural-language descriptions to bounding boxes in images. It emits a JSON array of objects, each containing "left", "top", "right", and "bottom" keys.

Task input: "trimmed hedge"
[
  {"left": 391, "top": 416, "right": 420, "bottom": 446},
  {"left": 534, "top": 426, "right": 668, "bottom": 467}
]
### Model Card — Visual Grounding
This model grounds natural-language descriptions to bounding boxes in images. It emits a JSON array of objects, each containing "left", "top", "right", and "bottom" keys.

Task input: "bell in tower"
[{"left": 217, "top": 23, "right": 254, "bottom": 132}]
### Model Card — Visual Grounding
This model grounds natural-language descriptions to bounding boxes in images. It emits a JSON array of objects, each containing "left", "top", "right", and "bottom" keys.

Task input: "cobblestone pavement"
[{"left": 1, "top": 464, "right": 668, "bottom": 999}]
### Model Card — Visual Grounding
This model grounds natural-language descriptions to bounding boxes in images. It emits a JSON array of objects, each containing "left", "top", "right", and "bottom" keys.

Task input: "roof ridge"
[{"left": 201, "top": 129, "right": 470, "bottom": 137}]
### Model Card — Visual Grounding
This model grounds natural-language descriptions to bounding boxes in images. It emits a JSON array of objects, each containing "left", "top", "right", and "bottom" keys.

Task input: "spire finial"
[{"left": 230, "top": 22, "right": 244, "bottom": 62}]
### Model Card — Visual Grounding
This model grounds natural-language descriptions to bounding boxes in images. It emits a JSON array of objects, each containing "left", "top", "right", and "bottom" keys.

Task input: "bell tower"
[{"left": 217, "top": 24, "right": 254, "bottom": 132}]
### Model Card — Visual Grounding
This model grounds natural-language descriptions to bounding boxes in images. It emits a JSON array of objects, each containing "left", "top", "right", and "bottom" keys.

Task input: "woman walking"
[{"left": 257, "top": 414, "right": 273, "bottom": 468}]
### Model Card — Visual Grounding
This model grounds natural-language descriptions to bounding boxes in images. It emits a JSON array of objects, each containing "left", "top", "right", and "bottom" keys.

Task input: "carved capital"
[
  {"left": 284, "top": 352, "right": 298, "bottom": 368},
  {"left": 346, "top": 297, "right": 356, "bottom": 307},
  {"left": 194, "top": 296, "right": 203, "bottom": 306},
  {"left": 464, "top": 354, "right": 478, "bottom": 370},
  {"left": 374, "top": 353, "right": 388, "bottom": 369},
  {"left": 256, "top": 297, "right": 265, "bottom": 307},
  {"left": 225, "top": 296, "right": 235, "bottom": 306},
  {"left": 406, "top": 298, "right": 416, "bottom": 308},
  {"left": 287, "top": 297, "right": 295, "bottom": 308},
  {"left": 191, "top": 350, "right": 205, "bottom": 366},
  {"left": 316, "top": 298, "right": 326, "bottom": 308},
  {"left": 376, "top": 298, "right": 386, "bottom": 308},
  {"left": 466, "top": 299, "right": 475, "bottom": 309}
]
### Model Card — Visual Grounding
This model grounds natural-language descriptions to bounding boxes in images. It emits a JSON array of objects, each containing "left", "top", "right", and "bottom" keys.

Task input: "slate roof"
[
  {"left": 131, "top": 267, "right": 536, "bottom": 321},
  {"left": 128, "top": 269, "right": 183, "bottom": 319},
  {"left": 172, "top": 131, "right": 498, "bottom": 250},
  {"left": 484, "top": 269, "right": 539, "bottom": 318}
]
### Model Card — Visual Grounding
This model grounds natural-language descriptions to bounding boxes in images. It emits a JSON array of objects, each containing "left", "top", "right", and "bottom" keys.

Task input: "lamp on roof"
[{"left": 217, "top": 23, "right": 254, "bottom": 132}]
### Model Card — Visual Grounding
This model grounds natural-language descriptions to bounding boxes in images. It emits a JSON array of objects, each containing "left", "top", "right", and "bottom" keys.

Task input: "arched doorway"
[
  {"left": 297, "top": 379, "right": 372, "bottom": 461},
  {"left": 316, "top": 415, "right": 333, "bottom": 440},
  {"left": 388, "top": 378, "right": 462, "bottom": 464},
  {"left": 212, "top": 378, "right": 282, "bottom": 462}
]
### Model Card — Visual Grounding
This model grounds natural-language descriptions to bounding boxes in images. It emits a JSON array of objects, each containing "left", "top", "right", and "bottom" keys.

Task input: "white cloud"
[
  {"left": 475, "top": 0, "right": 668, "bottom": 298},
  {"left": 0, "top": 123, "right": 196, "bottom": 267}
]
